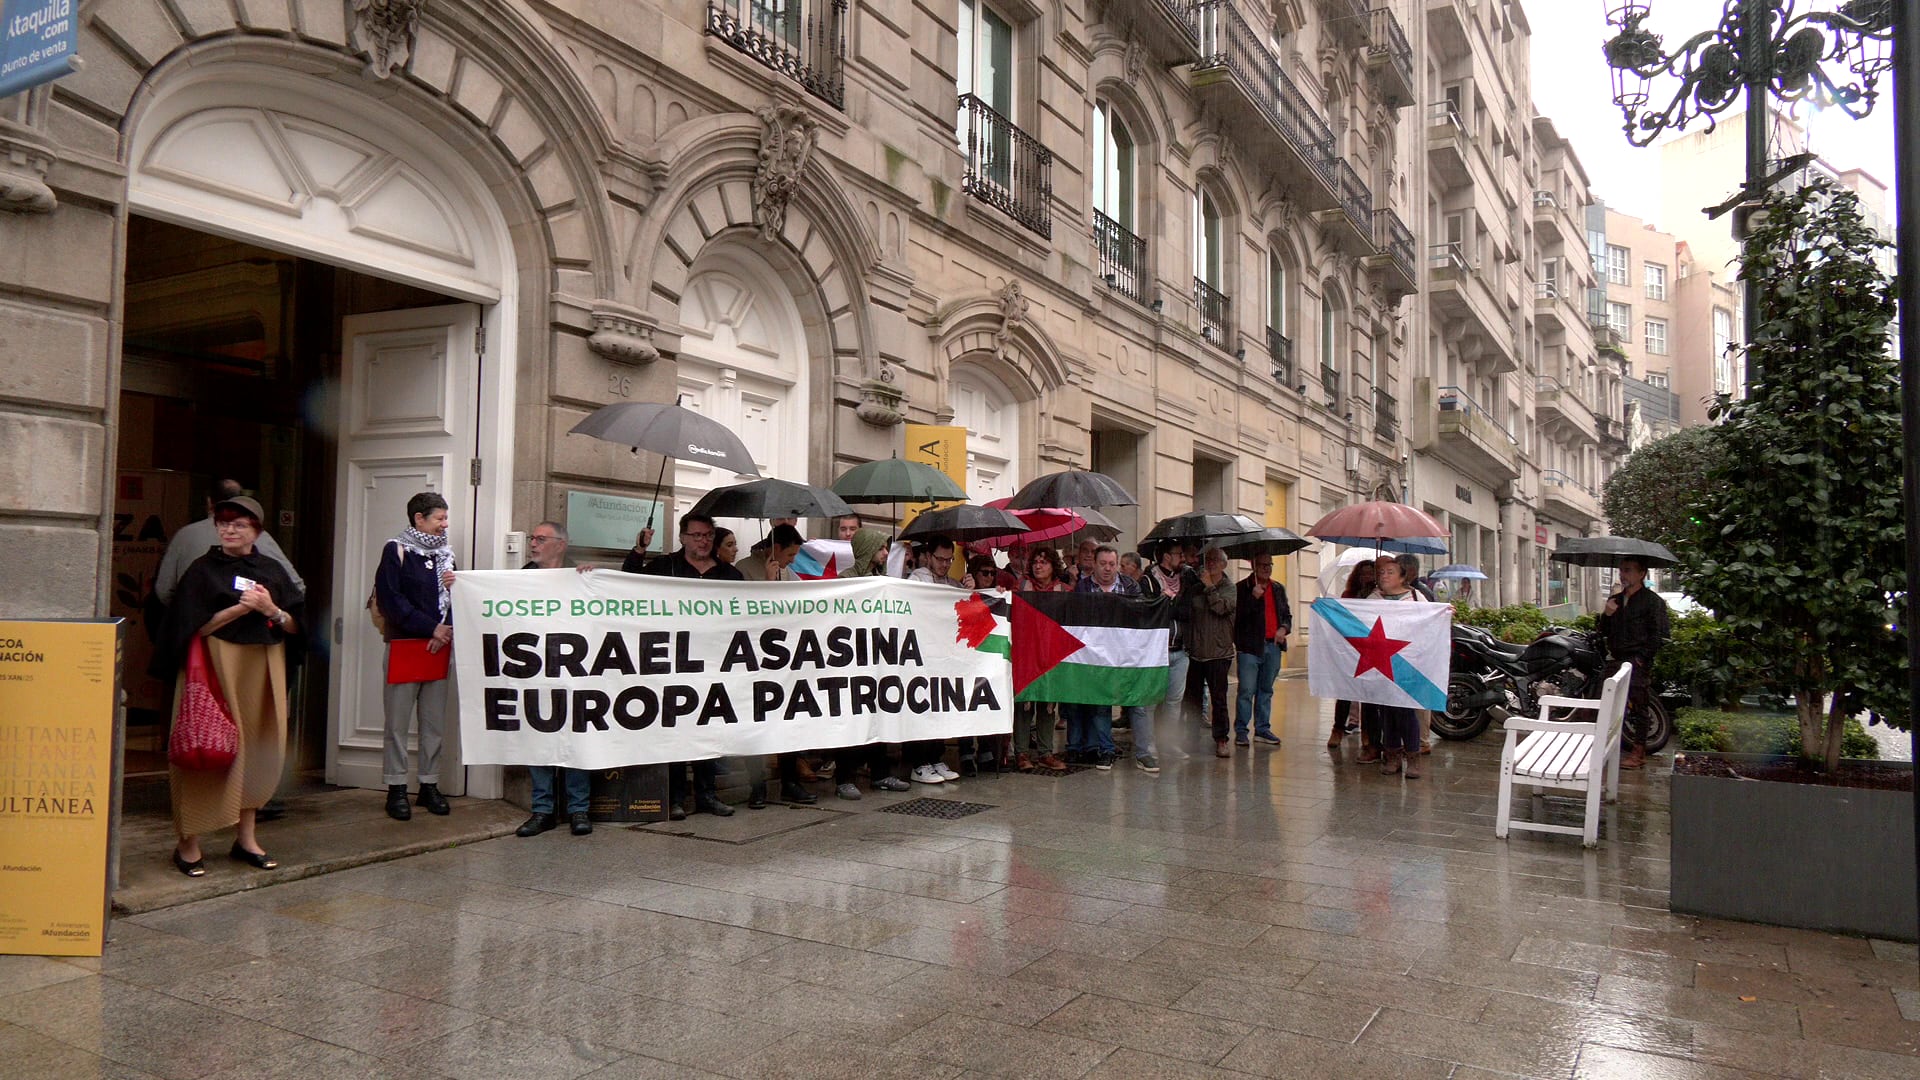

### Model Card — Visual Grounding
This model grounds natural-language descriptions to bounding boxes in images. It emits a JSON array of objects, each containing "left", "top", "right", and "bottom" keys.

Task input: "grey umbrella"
[
  {"left": 569, "top": 399, "right": 761, "bottom": 530},
  {"left": 899, "top": 504, "right": 1029, "bottom": 542},
  {"left": 1005, "top": 469, "right": 1138, "bottom": 510},
  {"left": 1549, "top": 536, "right": 1679, "bottom": 569},
  {"left": 1217, "top": 527, "right": 1313, "bottom": 559},
  {"left": 688, "top": 478, "right": 853, "bottom": 521}
]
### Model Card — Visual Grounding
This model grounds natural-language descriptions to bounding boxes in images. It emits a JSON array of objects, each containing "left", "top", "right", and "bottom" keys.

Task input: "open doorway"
[{"left": 112, "top": 216, "right": 468, "bottom": 802}]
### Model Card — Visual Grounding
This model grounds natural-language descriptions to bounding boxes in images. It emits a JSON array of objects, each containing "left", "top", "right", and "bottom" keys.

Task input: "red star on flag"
[{"left": 1346, "top": 617, "right": 1411, "bottom": 679}]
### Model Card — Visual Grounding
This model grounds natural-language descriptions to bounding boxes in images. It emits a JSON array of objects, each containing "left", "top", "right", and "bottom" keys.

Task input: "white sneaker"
[
  {"left": 932, "top": 762, "right": 960, "bottom": 781},
  {"left": 910, "top": 765, "right": 945, "bottom": 784}
]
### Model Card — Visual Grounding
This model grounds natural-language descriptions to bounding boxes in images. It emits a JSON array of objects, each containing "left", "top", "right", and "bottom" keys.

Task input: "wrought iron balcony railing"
[
  {"left": 1365, "top": 8, "right": 1414, "bottom": 104},
  {"left": 1192, "top": 0, "right": 1335, "bottom": 179},
  {"left": 1267, "top": 326, "right": 1294, "bottom": 387},
  {"left": 1438, "top": 384, "right": 1516, "bottom": 443},
  {"left": 1371, "top": 208, "right": 1416, "bottom": 285},
  {"left": 1332, "top": 159, "right": 1372, "bottom": 238},
  {"left": 706, "top": 0, "right": 847, "bottom": 109},
  {"left": 1374, "top": 385, "right": 1399, "bottom": 441},
  {"left": 1093, "top": 210, "right": 1149, "bottom": 307},
  {"left": 959, "top": 93, "right": 1053, "bottom": 239},
  {"left": 1321, "top": 363, "right": 1341, "bottom": 408},
  {"left": 1193, "top": 277, "right": 1230, "bottom": 348}
]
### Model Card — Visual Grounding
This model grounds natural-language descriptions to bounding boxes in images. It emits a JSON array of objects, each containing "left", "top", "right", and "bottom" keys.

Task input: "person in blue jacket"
[{"left": 374, "top": 492, "right": 457, "bottom": 821}]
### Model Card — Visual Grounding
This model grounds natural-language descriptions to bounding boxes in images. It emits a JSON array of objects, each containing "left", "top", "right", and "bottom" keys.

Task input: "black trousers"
[
  {"left": 668, "top": 760, "right": 718, "bottom": 806},
  {"left": 835, "top": 742, "right": 892, "bottom": 783},
  {"left": 1608, "top": 656, "right": 1655, "bottom": 747},
  {"left": 1193, "top": 657, "right": 1231, "bottom": 740}
]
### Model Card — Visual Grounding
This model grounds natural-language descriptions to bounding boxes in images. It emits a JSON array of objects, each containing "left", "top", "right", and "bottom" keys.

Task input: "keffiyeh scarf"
[{"left": 395, "top": 525, "right": 456, "bottom": 620}]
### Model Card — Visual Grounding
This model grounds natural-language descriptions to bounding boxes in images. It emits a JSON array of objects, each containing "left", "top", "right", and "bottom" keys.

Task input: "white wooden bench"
[{"left": 1494, "top": 664, "right": 1632, "bottom": 848}]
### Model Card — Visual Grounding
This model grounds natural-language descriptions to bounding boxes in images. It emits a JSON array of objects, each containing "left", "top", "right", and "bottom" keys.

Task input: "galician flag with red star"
[{"left": 1305, "top": 597, "right": 1452, "bottom": 711}]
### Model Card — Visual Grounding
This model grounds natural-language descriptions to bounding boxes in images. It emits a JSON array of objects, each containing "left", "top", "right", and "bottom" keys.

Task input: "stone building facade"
[{"left": 1, "top": 0, "right": 1432, "bottom": 793}]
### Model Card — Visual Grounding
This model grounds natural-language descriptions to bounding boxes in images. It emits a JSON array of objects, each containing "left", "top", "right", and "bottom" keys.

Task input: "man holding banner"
[
  {"left": 639, "top": 512, "right": 744, "bottom": 817},
  {"left": 515, "top": 521, "right": 592, "bottom": 837}
]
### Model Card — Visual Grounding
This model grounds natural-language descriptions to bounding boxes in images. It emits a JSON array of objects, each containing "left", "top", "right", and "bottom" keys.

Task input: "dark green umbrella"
[{"left": 829, "top": 458, "right": 968, "bottom": 505}]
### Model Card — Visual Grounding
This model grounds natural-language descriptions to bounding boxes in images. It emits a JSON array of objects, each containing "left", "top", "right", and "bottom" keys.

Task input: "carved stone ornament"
[
  {"left": 1124, "top": 36, "right": 1146, "bottom": 82},
  {"left": 348, "top": 0, "right": 422, "bottom": 80},
  {"left": 992, "top": 280, "right": 1030, "bottom": 361},
  {"left": 752, "top": 104, "right": 818, "bottom": 243},
  {"left": 856, "top": 367, "right": 905, "bottom": 427},
  {"left": 0, "top": 120, "right": 57, "bottom": 215},
  {"left": 588, "top": 301, "right": 661, "bottom": 365}
]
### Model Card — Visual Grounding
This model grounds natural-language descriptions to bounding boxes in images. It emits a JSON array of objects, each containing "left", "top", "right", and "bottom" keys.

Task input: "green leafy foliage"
[
  {"left": 1652, "top": 610, "right": 1770, "bottom": 710},
  {"left": 1452, "top": 602, "right": 1552, "bottom": 644},
  {"left": 1678, "top": 180, "right": 1909, "bottom": 768},
  {"left": 1601, "top": 426, "right": 1724, "bottom": 555},
  {"left": 1675, "top": 708, "right": 1881, "bottom": 760}
]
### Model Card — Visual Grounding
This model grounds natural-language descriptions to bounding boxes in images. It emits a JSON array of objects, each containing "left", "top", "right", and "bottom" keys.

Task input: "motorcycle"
[{"left": 1435, "top": 624, "right": 1672, "bottom": 751}]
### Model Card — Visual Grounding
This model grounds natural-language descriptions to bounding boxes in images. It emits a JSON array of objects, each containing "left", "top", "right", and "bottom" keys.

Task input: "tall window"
[
  {"left": 1713, "top": 307, "right": 1735, "bottom": 394},
  {"left": 1267, "top": 250, "right": 1286, "bottom": 331},
  {"left": 1588, "top": 228, "right": 1608, "bottom": 276},
  {"left": 1541, "top": 256, "right": 1559, "bottom": 297},
  {"left": 1090, "top": 101, "right": 1135, "bottom": 232},
  {"left": 1194, "top": 189, "right": 1222, "bottom": 287},
  {"left": 957, "top": 0, "right": 1013, "bottom": 128},
  {"left": 1644, "top": 261, "right": 1667, "bottom": 301},
  {"left": 1607, "top": 301, "right": 1630, "bottom": 337},
  {"left": 1320, "top": 293, "right": 1339, "bottom": 402},
  {"left": 1644, "top": 317, "right": 1668, "bottom": 355},
  {"left": 1606, "top": 244, "right": 1630, "bottom": 286}
]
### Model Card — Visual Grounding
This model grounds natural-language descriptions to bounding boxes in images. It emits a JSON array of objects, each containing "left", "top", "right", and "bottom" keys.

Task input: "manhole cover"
[{"left": 878, "top": 798, "right": 997, "bottom": 819}]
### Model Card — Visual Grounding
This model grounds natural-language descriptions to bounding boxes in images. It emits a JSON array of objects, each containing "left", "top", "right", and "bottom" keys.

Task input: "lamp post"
[{"left": 1603, "top": 0, "right": 1917, "bottom": 957}]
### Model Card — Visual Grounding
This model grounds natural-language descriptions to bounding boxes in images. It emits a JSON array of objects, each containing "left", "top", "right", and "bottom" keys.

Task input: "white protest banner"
[
  {"left": 1306, "top": 597, "right": 1452, "bottom": 711},
  {"left": 451, "top": 570, "right": 1013, "bottom": 767}
]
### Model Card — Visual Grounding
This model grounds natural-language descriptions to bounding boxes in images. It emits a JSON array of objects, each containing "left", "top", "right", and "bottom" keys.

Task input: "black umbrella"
[
  {"left": 1549, "top": 536, "right": 1679, "bottom": 569},
  {"left": 830, "top": 458, "right": 968, "bottom": 504},
  {"left": 1141, "top": 512, "right": 1266, "bottom": 546},
  {"left": 899, "top": 504, "right": 1029, "bottom": 542},
  {"left": 569, "top": 399, "right": 761, "bottom": 531},
  {"left": 1218, "top": 527, "right": 1313, "bottom": 559},
  {"left": 688, "top": 478, "right": 852, "bottom": 521},
  {"left": 1005, "top": 469, "right": 1137, "bottom": 510}
]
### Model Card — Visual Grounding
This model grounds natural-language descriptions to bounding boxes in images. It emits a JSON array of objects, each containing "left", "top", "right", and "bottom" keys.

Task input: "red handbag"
[{"left": 170, "top": 635, "right": 238, "bottom": 771}]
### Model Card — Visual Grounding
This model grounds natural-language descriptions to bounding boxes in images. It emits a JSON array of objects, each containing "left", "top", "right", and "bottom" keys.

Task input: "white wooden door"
[{"left": 329, "top": 304, "right": 481, "bottom": 792}]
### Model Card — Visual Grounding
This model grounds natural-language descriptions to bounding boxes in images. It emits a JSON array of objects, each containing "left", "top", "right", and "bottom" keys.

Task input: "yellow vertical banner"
[
  {"left": 900, "top": 424, "right": 968, "bottom": 529},
  {"left": 0, "top": 620, "right": 122, "bottom": 956}
]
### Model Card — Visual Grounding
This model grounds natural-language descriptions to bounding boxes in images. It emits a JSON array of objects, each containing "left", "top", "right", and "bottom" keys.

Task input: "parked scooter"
[{"left": 1436, "top": 623, "right": 1672, "bottom": 750}]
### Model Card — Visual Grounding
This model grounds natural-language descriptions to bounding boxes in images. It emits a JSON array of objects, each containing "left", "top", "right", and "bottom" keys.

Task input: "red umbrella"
[
  {"left": 968, "top": 500, "right": 1085, "bottom": 551},
  {"left": 1306, "top": 500, "right": 1449, "bottom": 555}
]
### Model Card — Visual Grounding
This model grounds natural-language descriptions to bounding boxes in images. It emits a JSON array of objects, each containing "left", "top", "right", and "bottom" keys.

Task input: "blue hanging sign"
[{"left": 0, "top": 0, "right": 79, "bottom": 101}]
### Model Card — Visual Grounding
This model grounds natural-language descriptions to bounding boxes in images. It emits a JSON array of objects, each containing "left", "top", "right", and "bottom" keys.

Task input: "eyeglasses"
[
  {"left": 528, "top": 535, "right": 559, "bottom": 544},
  {"left": 684, "top": 531, "right": 714, "bottom": 540}
]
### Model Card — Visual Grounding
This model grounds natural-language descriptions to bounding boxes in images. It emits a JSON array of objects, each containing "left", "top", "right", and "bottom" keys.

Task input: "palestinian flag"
[
  {"left": 954, "top": 592, "right": 1012, "bottom": 661},
  {"left": 1010, "top": 592, "right": 1172, "bottom": 706}
]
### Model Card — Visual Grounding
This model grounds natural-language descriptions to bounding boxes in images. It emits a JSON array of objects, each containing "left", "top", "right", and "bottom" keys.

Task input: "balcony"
[
  {"left": 1427, "top": 0, "right": 1472, "bottom": 60},
  {"left": 1374, "top": 386, "right": 1399, "bottom": 442},
  {"left": 1191, "top": 0, "right": 1338, "bottom": 211},
  {"left": 1428, "top": 242, "right": 1516, "bottom": 374},
  {"left": 1267, "top": 327, "right": 1294, "bottom": 388},
  {"left": 1596, "top": 414, "right": 1630, "bottom": 452},
  {"left": 1321, "top": 362, "right": 1341, "bottom": 408},
  {"left": 1365, "top": 8, "right": 1415, "bottom": 108},
  {"left": 1534, "top": 281, "right": 1566, "bottom": 331},
  {"left": 1535, "top": 375, "right": 1598, "bottom": 445},
  {"left": 1093, "top": 210, "right": 1149, "bottom": 307},
  {"left": 1541, "top": 469, "right": 1602, "bottom": 528},
  {"left": 706, "top": 0, "right": 847, "bottom": 109},
  {"left": 1315, "top": 159, "right": 1374, "bottom": 253},
  {"left": 1327, "top": 0, "right": 1372, "bottom": 45},
  {"left": 1426, "top": 100, "right": 1472, "bottom": 188},
  {"left": 1434, "top": 384, "right": 1520, "bottom": 484},
  {"left": 1193, "top": 277, "right": 1230, "bottom": 349},
  {"left": 1366, "top": 208, "right": 1417, "bottom": 299},
  {"left": 1588, "top": 309, "right": 1628, "bottom": 355},
  {"left": 1100, "top": 0, "right": 1200, "bottom": 64},
  {"left": 959, "top": 93, "right": 1053, "bottom": 239}
]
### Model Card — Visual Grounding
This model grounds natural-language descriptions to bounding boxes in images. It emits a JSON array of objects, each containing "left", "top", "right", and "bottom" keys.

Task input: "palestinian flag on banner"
[
  {"left": 1009, "top": 592, "right": 1172, "bottom": 706},
  {"left": 953, "top": 592, "right": 1012, "bottom": 661}
]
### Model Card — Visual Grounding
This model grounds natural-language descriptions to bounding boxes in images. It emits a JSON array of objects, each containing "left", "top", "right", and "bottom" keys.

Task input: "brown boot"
[
  {"left": 1620, "top": 744, "right": 1646, "bottom": 770},
  {"left": 1379, "top": 749, "right": 1402, "bottom": 775},
  {"left": 1357, "top": 744, "right": 1380, "bottom": 764},
  {"left": 1402, "top": 753, "right": 1422, "bottom": 779}
]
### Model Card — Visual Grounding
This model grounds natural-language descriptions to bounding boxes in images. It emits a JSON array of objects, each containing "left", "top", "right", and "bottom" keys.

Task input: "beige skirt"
[{"left": 169, "top": 637, "right": 288, "bottom": 839}]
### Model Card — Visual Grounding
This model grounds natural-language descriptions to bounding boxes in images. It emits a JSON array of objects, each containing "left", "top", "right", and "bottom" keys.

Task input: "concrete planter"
[{"left": 1669, "top": 752, "right": 1916, "bottom": 941}]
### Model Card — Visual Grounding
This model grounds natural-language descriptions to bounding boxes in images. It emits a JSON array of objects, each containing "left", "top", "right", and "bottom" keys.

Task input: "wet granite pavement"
[{"left": 7, "top": 679, "right": 1918, "bottom": 1079}]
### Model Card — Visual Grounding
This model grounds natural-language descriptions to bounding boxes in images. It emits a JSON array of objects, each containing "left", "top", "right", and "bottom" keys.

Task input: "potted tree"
[{"left": 1664, "top": 179, "right": 1914, "bottom": 940}]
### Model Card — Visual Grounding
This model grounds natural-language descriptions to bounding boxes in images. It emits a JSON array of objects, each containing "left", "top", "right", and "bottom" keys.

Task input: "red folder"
[{"left": 387, "top": 639, "right": 451, "bottom": 684}]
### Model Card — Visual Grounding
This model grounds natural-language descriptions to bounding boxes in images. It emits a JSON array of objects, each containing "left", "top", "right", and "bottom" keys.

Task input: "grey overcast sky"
[{"left": 1525, "top": 0, "right": 1897, "bottom": 230}]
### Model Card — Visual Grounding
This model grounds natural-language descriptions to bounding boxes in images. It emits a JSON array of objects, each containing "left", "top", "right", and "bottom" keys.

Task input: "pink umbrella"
[
  {"left": 1306, "top": 500, "right": 1449, "bottom": 555},
  {"left": 967, "top": 500, "right": 1085, "bottom": 552}
]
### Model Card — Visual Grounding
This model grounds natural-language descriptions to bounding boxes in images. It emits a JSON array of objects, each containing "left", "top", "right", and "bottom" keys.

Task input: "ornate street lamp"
[{"left": 1600, "top": 1, "right": 1896, "bottom": 380}]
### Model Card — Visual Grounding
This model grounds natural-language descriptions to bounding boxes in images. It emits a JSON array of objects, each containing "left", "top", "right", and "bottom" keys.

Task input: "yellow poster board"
[
  {"left": 900, "top": 424, "right": 968, "bottom": 530},
  {"left": 0, "top": 620, "right": 122, "bottom": 956}
]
